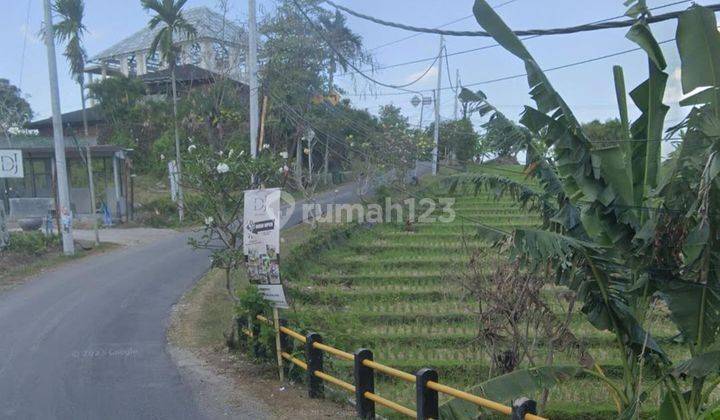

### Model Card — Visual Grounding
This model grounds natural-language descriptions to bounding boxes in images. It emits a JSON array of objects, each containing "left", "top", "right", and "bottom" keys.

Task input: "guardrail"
[{"left": 240, "top": 314, "right": 546, "bottom": 420}]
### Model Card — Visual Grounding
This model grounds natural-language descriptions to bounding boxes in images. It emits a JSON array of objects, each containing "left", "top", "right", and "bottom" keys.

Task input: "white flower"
[
  {"left": 278, "top": 167, "right": 284, "bottom": 173},
  {"left": 279, "top": 151, "right": 288, "bottom": 159},
  {"left": 303, "top": 148, "right": 310, "bottom": 155},
  {"left": 218, "top": 150, "right": 224, "bottom": 157},
  {"left": 216, "top": 163, "right": 230, "bottom": 174},
  {"left": 160, "top": 154, "right": 165, "bottom": 161},
  {"left": 262, "top": 144, "right": 270, "bottom": 150},
  {"left": 204, "top": 216, "right": 214, "bottom": 226},
  {"left": 187, "top": 144, "right": 197, "bottom": 153}
]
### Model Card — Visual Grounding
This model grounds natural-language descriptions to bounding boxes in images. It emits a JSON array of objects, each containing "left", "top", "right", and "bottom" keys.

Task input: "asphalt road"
[{"left": 0, "top": 167, "right": 428, "bottom": 419}]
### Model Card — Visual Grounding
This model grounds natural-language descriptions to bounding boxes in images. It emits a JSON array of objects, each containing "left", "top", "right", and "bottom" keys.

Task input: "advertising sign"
[
  {"left": 0, "top": 150, "right": 23, "bottom": 178},
  {"left": 243, "top": 188, "right": 288, "bottom": 308}
]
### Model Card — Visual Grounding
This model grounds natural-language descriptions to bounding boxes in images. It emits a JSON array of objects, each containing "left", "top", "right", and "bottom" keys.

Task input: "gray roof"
[
  {"left": 26, "top": 105, "right": 105, "bottom": 129},
  {"left": 90, "top": 7, "right": 246, "bottom": 61}
]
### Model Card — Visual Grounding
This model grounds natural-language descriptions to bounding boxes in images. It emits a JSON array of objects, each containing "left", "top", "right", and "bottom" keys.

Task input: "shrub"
[{"left": 7, "top": 232, "right": 59, "bottom": 255}]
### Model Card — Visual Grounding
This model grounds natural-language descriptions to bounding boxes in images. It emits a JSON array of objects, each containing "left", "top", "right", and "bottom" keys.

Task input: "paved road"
[{"left": 0, "top": 166, "right": 428, "bottom": 419}]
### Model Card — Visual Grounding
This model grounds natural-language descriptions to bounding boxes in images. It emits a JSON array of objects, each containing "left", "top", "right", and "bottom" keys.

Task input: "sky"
[{"left": 0, "top": 0, "right": 710, "bottom": 156}]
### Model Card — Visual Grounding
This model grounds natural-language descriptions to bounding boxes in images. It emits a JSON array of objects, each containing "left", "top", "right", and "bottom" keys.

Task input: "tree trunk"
[
  {"left": 80, "top": 79, "right": 88, "bottom": 137},
  {"left": 171, "top": 64, "right": 185, "bottom": 222}
]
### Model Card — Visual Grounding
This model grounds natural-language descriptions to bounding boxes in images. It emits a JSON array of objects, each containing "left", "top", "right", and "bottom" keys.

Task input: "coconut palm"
[
  {"left": 141, "top": 0, "right": 196, "bottom": 222},
  {"left": 53, "top": 0, "right": 88, "bottom": 136},
  {"left": 318, "top": 9, "right": 368, "bottom": 182}
]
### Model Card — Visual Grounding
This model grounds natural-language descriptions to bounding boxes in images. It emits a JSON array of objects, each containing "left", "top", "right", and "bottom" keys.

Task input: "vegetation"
[
  {"left": 0, "top": 79, "right": 32, "bottom": 141},
  {"left": 53, "top": 0, "right": 89, "bottom": 136}
]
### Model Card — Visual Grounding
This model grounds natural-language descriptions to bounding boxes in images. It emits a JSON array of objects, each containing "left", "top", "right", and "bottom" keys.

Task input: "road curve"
[{"left": 0, "top": 165, "right": 430, "bottom": 419}]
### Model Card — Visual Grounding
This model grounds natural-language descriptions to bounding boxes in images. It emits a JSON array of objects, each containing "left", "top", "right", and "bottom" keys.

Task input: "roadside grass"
[
  {"left": 280, "top": 163, "right": 683, "bottom": 418},
  {"left": 0, "top": 233, "right": 117, "bottom": 293}
]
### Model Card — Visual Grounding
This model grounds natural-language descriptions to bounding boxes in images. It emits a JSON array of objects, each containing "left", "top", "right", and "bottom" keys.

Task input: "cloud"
[{"left": 404, "top": 66, "right": 438, "bottom": 84}]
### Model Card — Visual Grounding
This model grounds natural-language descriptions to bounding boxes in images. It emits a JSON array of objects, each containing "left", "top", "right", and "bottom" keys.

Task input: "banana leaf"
[{"left": 438, "top": 366, "right": 584, "bottom": 420}]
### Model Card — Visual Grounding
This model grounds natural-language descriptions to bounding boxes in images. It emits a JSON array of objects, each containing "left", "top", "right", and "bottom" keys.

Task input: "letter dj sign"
[
  {"left": 0, "top": 150, "right": 23, "bottom": 178},
  {"left": 243, "top": 188, "right": 289, "bottom": 308}
]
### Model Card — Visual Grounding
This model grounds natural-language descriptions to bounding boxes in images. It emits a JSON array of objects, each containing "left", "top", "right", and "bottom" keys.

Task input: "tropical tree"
[
  {"left": 141, "top": 0, "right": 196, "bottom": 222},
  {"left": 53, "top": 0, "right": 88, "bottom": 137},
  {"left": 318, "top": 9, "right": 370, "bottom": 181},
  {"left": 441, "top": 1, "right": 720, "bottom": 418},
  {"left": 0, "top": 79, "right": 32, "bottom": 143}
]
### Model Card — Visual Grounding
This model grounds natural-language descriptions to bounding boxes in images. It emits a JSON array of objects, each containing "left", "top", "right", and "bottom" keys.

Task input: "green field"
[{"left": 281, "top": 164, "right": 685, "bottom": 418}]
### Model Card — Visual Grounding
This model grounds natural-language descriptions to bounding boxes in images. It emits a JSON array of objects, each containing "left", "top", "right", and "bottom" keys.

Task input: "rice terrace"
[{"left": 1, "top": 0, "right": 720, "bottom": 419}]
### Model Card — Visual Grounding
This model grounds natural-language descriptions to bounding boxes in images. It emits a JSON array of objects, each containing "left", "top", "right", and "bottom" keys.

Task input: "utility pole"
[
  {"left": 43, "top": 0, "right": 74, "bottom": 255},
  {"left": 454, "top": 69, "right": 460, "bottom": 120},
  {"left": 248, "top": 0, "right": 259, "bottom": 162},
  {"left": 432, "top": 35, "right": 443, "bottom": 176}
]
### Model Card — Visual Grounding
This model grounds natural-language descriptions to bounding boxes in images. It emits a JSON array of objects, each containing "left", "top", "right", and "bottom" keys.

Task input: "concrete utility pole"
[
  {"left": 432, "top": 35, "right": 443, "bottom": 176},
  {"left": 43, "top": 0, "right": 74, "bottom": 255},
  {"left": 248, "top": 0, "right": 259, "bottom": 161}
]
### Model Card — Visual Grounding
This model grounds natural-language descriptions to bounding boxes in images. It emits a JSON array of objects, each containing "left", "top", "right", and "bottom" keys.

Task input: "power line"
[
  {"left": 335, "top": 0, "right": 694, "bottom": 79},
  {"left": 345, "top": 38, "right": 677, "bottom": 97},
  {"left": 368, "top": 0, "right": 521, "bottom": 52},
  {"left": 323, "top": 0, "right": 718, "bottom": 37}
]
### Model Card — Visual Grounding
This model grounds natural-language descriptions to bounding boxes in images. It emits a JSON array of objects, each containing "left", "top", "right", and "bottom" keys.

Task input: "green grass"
[{"left": 280, "top": 163, "right": 683, "bottom": 418}]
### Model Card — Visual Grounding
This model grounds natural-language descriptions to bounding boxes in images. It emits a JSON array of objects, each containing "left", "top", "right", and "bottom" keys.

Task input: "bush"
[{"left": 7, "top": 232, "right": 59, "bottom": 255}]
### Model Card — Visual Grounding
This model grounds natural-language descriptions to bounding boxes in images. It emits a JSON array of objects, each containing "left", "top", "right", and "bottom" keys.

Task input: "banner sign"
[
  {"left": 0, "top": 150, "right": 23, "bottom": 178},
  {"left": 243, "top": 188, "right": 288, "bottom": 308}
]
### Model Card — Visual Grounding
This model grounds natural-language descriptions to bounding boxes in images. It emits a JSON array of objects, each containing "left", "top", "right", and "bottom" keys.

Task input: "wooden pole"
[
  {"left": 258, "top": 96, "right": 268, "bottom": 150},
  {"left": 273, "top": 307, "right": 284, "bottom": 381}
]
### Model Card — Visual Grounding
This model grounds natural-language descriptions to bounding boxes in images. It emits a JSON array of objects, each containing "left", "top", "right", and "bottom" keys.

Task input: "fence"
[{"left": 239, "top": 313, "right": 547, "bottom": 420}]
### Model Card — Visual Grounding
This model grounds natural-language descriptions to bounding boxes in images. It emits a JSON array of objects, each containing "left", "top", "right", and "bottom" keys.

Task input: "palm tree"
[
  {"left": 318, "top": 10, "right": 368, "bottom": 182},
  {"left": 141, "top": 0, "right": 196, "bottom": 222},
  {"left": 53, "top": 0, "right": 88, "bottom": 136}
]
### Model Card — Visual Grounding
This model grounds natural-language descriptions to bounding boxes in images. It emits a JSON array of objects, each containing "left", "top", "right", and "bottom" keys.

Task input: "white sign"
[
  {"left": 243, "top": 188, "right": 288, "bottom": 308},
  {"left": 168, "top": 160, "right": 179, "bottom": 202},
  {"left": 0, "top": 150, "right": 23, "bottom": 178}
]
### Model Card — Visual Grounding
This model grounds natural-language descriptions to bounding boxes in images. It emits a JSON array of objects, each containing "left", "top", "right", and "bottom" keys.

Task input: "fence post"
[
  {"left": 511, "top": 397, "right": 537, "bottom": 420},
  {"left": 306, "top": 332, "right": 324, "bottom": 398},
  {"left": 416, "top": 368, "right": 439, "bottom": 420},
  {"left": 354, "top": 348, "right": 375, "bottom": 419},
  {"left": 279, "top": 319, "right": 292, "bottom": 377}
]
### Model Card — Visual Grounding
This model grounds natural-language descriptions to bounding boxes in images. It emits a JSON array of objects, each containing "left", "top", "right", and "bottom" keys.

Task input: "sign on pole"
[
  {"left": 0, "top": 150, "right": 24, "bottom": 178},
  {"left": 243, "top": 188, "right": 289, "bottom": 308}
]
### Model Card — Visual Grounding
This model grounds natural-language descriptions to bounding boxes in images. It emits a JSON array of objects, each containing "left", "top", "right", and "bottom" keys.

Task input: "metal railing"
[{"left": 240, "top": 314, "right": 547, "bottom": 420}]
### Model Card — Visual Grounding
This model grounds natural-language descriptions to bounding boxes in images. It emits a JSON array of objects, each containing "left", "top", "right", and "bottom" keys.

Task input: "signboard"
[
  {"left": 168, "top": 160, "right": 178, "bottom": 202},
  {"left": 243, "top": 188, "right": 288, "bottom": 308},
  {"left": 0, "top": 150, "right": 23, "bottom": 178}
]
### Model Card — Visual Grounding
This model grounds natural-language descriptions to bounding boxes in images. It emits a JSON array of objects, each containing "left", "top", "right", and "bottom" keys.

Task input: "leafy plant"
[{"left": 444, "top": 1, "right": 720, "bottom": 417}]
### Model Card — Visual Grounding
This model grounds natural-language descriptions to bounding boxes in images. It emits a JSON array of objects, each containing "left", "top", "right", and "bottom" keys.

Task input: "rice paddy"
[{"left": 281, "top": 165, "right": 684, "bottom": 419}]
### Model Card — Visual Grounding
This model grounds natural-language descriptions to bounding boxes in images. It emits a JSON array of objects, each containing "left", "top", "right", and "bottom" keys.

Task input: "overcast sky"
[{"left": 0, "top": 0, "right": 710, "bottom": 156}]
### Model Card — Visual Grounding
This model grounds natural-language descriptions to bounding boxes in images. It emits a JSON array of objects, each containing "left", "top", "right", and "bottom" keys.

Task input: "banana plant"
[{"left": 441, "top": 1, "right": 720, "bottom": 417}]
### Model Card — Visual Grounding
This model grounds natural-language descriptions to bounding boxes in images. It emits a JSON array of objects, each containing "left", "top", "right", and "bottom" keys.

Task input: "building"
[
  {"left": 84, "top": 7, "right": 247, "bottom": 82},
  {"left": 0, "top": 137, "right": 130, "bottom": 222}
]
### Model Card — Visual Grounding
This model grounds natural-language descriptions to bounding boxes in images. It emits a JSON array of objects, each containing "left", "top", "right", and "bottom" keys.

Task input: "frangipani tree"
[{"left": 443, "top": 2, "right": 720, "bottom": 418}]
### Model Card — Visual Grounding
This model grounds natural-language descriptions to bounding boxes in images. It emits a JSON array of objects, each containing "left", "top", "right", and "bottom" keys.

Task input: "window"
[
  {"left": 146, "top": 52, "right": 161, "bottom": 72},
  {"left": 32, "top": 159, "right": 51, "bottom": 197},
  {"left": 127, "top": 54, "right": 137, "bottom": 77},
  {"left": 188, "top": 43, "right": 202, "bottom": 65},
  {"left": 213, "top": 42, "right": 229, "bottom": 68}
]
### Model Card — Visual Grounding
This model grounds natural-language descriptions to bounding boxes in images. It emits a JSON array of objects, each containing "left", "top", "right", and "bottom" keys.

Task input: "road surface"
[{"left": 0, "top": 169, "right": 426, "bottom": 419}]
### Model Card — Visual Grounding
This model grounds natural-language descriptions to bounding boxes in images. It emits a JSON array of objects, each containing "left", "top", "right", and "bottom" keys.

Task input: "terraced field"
[{"left": 282, "top": 165, "right": 683, "bottom": 419}]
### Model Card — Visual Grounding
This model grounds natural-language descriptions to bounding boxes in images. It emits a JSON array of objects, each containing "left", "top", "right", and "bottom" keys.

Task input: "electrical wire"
[
  {"left": 368, "top": 0, "right": 522, "bottom": 52},
  {"left": 323, "top": 0, "right": 718, "bottom": 37},
  {"left": 335, "top": 0, "right": 694, "bottom": 79}
]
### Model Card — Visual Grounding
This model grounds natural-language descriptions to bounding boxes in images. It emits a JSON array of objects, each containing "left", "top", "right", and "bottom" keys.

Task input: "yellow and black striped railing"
[{"left": 242, "top": 314, "right": 547, "bottom": 420}]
